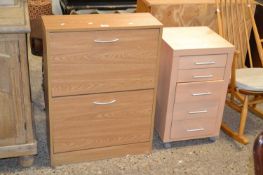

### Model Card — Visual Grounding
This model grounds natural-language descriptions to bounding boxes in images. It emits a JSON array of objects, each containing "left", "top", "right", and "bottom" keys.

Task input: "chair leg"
[
  {"left": 238, "top": 95, "right": 249, "bottom": 137},
  {"left": 221, "top": 123, "right": 249, "bottom": 144},
  {"left": 252, "top": 95, "right": 260, "bottom": 108},
  {"left": 249, "top": 106, "right": 263, "bottom": 120},
  {"left": 221, "top": 95, "right": 249, "bottom": 144}
]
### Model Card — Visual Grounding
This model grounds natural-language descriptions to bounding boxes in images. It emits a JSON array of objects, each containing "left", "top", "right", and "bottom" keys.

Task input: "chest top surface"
[
  {"left": 163, "top": 27, "right": 234, "bottom": 52},
  {"left": 142, "top": 0, "right": 216, "bottom": 6},
  {"left": 42, "top": 13, "right": 162, "bottom": 32},
  {"left": 0, "top": 0, "right": 30, "bottom": 33}
]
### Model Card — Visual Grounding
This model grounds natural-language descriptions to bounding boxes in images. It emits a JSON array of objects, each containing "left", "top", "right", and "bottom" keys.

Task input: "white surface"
[
  {"left": 52, "top": 0, "right": 62, "bottom": 14},
  {"left": 162, "top": 27, "right": 234, "bottom": 51},
  {"left": 236, "top": 68, "right": 263, "bottom": 91},
  {"left": 0, "top": 0, "right": 15, "bottom": 5}
]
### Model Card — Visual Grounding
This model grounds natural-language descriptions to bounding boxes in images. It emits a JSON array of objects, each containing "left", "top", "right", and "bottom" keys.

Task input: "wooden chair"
[{"left": 216, "top": 0, "right": 263, "bottom": 144}]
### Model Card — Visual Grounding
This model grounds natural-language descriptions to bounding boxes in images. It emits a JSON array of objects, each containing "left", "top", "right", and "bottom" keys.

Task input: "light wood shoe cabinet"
[
  {"left": 156, "top": 27, "right": 234, "bottom": 145},
  {"left": 42, "top": 13, "right": 162, "bottom": 166},
  {"left": 0, "top": 0, "right": 37, "bottom": 167}
]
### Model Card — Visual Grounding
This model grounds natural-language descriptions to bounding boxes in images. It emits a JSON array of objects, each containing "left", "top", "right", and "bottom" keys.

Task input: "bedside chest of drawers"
[
  {"left": 156, "top": 27, "right": 234, "bottom": 145},
  {"left": 42, "top": 13, "right": 162, "bottom": 166}
]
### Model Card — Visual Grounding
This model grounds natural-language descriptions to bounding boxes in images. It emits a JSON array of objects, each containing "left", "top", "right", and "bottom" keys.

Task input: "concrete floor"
[{"left": 0, "top": 51, "right": 262, "bottom": 175}]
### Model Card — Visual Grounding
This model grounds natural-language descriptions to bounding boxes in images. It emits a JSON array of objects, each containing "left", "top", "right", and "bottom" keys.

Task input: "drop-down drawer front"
[
  {"left": 49, "top": 29, "right": 159, "bottom": 97},
  {"left": 52, "top": 90, "right": 154, "bottom": 153}
]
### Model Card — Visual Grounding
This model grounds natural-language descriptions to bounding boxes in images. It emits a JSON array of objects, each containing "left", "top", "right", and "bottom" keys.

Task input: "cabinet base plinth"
[{"left": 51, "top": 142, "right": 152, "bottom": 167}]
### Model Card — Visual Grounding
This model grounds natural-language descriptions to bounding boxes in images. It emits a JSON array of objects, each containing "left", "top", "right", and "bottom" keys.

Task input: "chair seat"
[{"left": 236, "top": 68, "right": 263, "bottom": 91}]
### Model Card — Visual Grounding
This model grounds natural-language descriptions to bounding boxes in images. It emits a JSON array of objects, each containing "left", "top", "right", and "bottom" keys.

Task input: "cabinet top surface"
[
  {"left": 142, "top": 0, "right": 216, "bottom": 6},
  {"left": 163, "top": 27, "right": 234, "bottom": 51},
  {"left": 42, "top": 13, "right": 162, "bottom": 32},
  {"left": 0, "top": 0, "right": 30, "bottom": 33}
]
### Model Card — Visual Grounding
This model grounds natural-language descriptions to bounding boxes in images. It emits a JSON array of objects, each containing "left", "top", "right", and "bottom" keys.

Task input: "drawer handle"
[
  {"left": 93, "top": 100, "right": 116, "bottom": 105},
  {"left": 94, "top": 38, "right": 119, "bottom": 43},
  {"left": 0, "top": 53, "right": 10, "bottom": 58},
  {"left": 192, "top": 92, "right": 212, "bottom": 96},
  {"left": 195, "top": 61, "right": 216, "bottom": 65},
  {"left": 193, "top": 75, "right": 213, "bottom": 79},
  {"left": 187, "top": 128, "right": 205, "bottom": 132},
  {"left": 188, "top": 110, "right": 208, "bottom": 114}
]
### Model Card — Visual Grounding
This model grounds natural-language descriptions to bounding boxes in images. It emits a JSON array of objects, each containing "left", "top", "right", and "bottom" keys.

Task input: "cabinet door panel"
[
  {"left": 0, "top": 39, "right": 25, "bottom": 146},
  {"left": 52, "top": 90, "right": 154, "bottom": 153},
  {"left": 49, "top": 29, "right": 159, "bottom": 97}
]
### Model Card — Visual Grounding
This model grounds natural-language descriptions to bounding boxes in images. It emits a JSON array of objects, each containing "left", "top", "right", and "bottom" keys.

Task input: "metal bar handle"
[
  {"left": 193, "top": 74, "right": 213, "bottom": 79},
  {"left": 187, "top": 128, "right": 205, "bottom": 132},
  {"left": 188, "top": 110, "right": 208, "bottom": 114},
  {"left": 0, "top": 53, "right": 10, "bottom": 58},
  {"left": 192, "top": 92, "right": 212, "bottom": 96},
  {"left": 93, "top": 100, "right": 116, "bottom": 105},
  {"left": 94, "top": 38, "right": 119, "bottom": 43},
  {"left": 195, "top": 61, "right": 216, "bottom": 65}
]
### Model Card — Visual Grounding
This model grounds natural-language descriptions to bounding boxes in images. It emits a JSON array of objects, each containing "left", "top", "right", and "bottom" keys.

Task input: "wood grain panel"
[
  {"left": 178, "top": 54, "right": 227, "bottom": 69},
  {"left": 177, "top": 68, "right": 225, "bottom": 82},
  {"left": 0, "top": 0, "right": 30, "bottom": 33},
  {"left": 139, "top": 1, "right": 217, "bottom": 30},
  {"left": 0, "top": 56, "right": 15, "bottom": 143},
  {"left": 18, "top": 34, "right": 35, "bottom": 143},
  {"left": 52, "top": 90, "right": 154, "bottom": 153},
  {"left": 140, "top": 0, "right": 216, "bottom": 5},
  {"left": 155, "top": 41, "right": 176, "bottom": 142},
  {"left": 0, "top": 39, "right": 25, "bottom": 146},
  {"left": 41, "top": 13, "right": 162, "bottom": 32},
  {"left": 170, "top": 116, "right": 218, "bottom": 140},
  {"left": 136, "top": 0, "right": 150, "bottom": 12},
  {"left": 175, "top": 81, "right": 225, "bottom": 103},
  {"left": 49, "top": 29, "right": 159, "bottom": 97}
]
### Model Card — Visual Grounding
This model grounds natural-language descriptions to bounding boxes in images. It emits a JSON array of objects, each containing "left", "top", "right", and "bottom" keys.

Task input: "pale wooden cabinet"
[
  {"left": 42, "top": 13, "right": 162, "bottom": 166},
  {"left": 0, "top": 0, "right": 37, "bottom": 167},
  {"left": 136, "top": 0, "right": 217, "bottom": 29},
  {"left": 156, "top": 27, "right": 234, "bottom": 145}
]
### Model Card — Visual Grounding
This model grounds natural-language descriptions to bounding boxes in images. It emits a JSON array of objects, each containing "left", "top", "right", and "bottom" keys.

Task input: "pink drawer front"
[
  {"left": 170, "top": 117, "right": 218, "bottom": 140},
  {"left": 173, "top": 100, "right": 219, "bottom": 121},
  {"left": 178, "top": 54, "right": 227, "bottom": 69},
  {"left": 175, "top": 81, "right": 225, "bottom": 103},
  {"left": 177, "top": 68, "right": 225, "bottom": 82}
]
